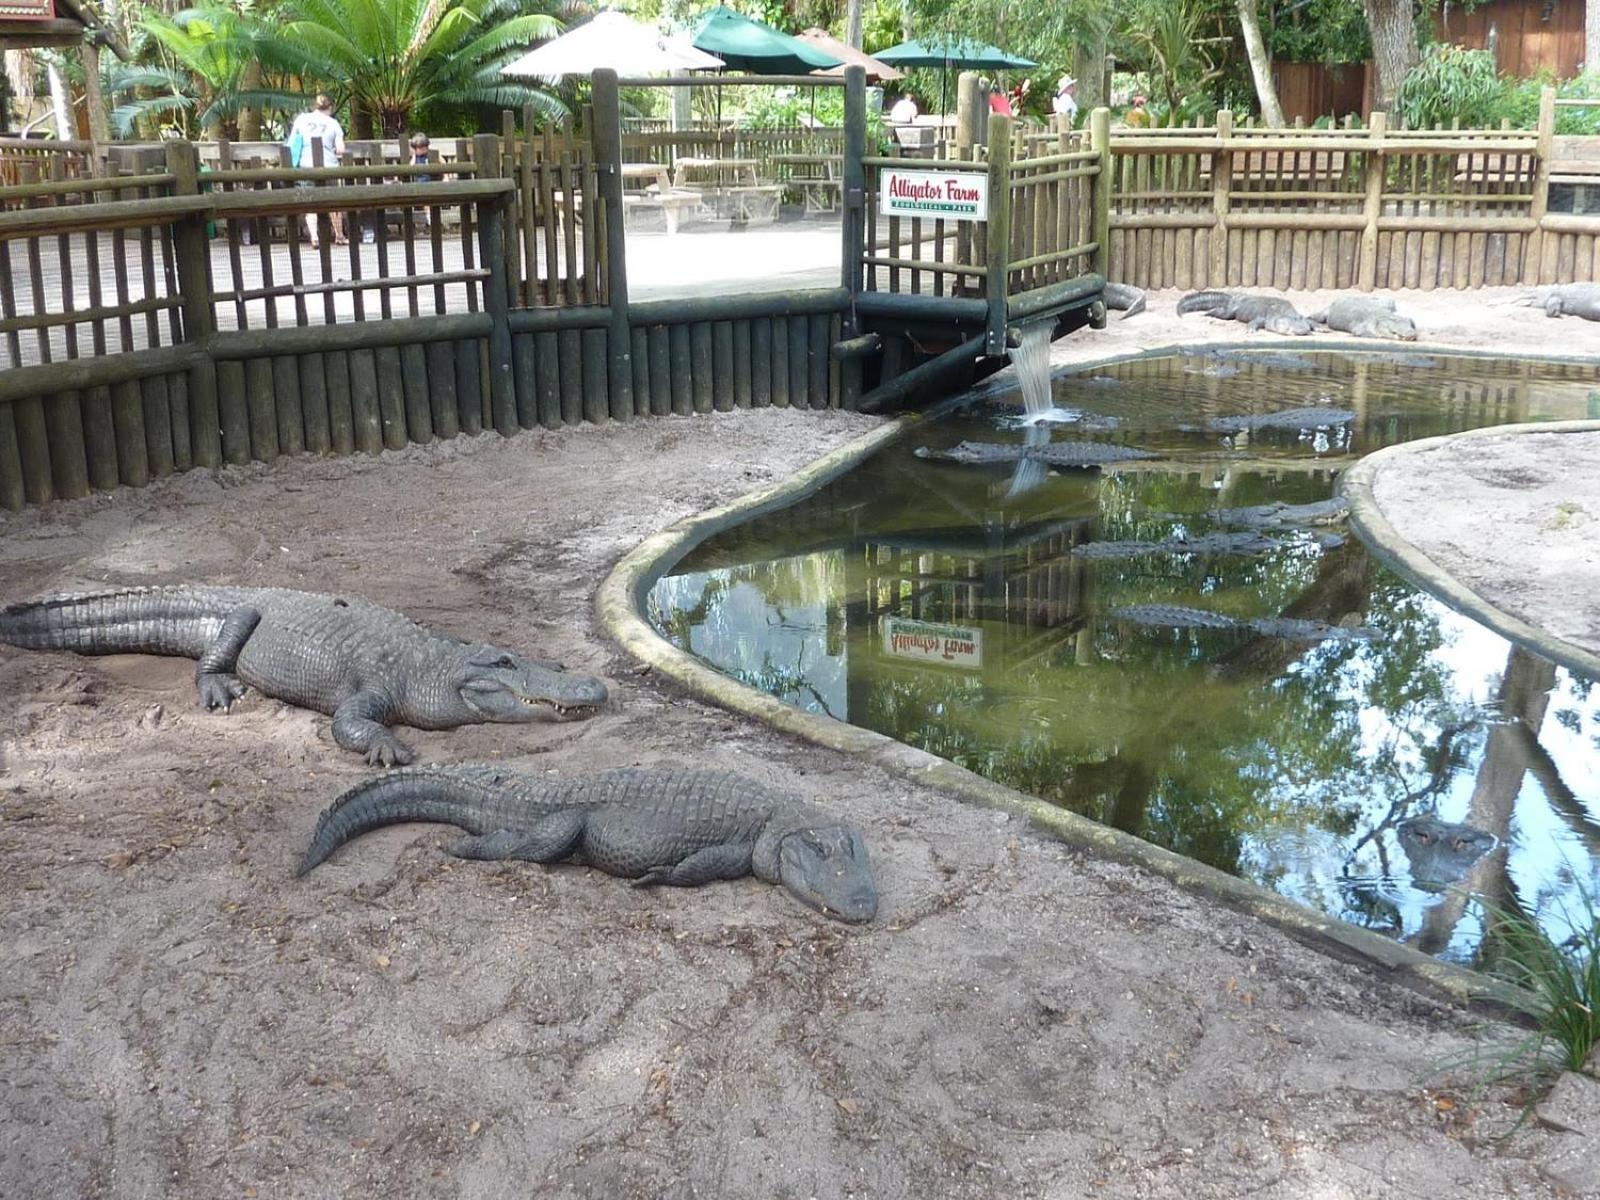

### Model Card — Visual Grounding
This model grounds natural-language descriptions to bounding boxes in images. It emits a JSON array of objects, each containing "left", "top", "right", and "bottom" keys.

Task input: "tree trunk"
[
  {"left": 1073, "top": 32, "right": 1108, "bottom": 111},
  {"left": 46, "top": 58, "right": 72, "bottom": 141},
  {"left": 846, "top": 0, "right": 862, "bottom": 50},
  {"left": 1236, "top": 0, "right": 1286, "bottom": 126},
  {"left": 238, "top": 59, "right": 262, "bottom": 141},
  {"left": 1362, "top": 0, "right": 1419, "bottom": 116},
  {"left": 80, "top": 40, "right": 110, "bottom": 172},
  {"left": 1588, "top": 2, "right": 1599, "bottom": 75}
]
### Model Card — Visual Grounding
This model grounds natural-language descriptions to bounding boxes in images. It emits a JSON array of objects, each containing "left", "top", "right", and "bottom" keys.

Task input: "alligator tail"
[
  {"left": 296, "top": 767, "right": 517, "bottom": 876},
  {"left": 1175, "top": 290, "right": 1230, "bottom": 317},
  {"left": 0, "top": 586, "right": 251, "bottom": 657}
]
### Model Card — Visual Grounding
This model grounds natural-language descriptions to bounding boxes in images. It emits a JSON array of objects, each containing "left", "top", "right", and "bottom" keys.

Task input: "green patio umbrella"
[
  {"left": 874, "top": 36, "right": 1038, "bottom": 115},
  {"left": 692, "top": 7, "right": 844, "bottom": 75}
]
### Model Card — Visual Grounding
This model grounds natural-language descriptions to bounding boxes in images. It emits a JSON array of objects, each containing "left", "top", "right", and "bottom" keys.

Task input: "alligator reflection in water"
[{"left": 649, "top": 352, "right": 1600, "bottom": 965}]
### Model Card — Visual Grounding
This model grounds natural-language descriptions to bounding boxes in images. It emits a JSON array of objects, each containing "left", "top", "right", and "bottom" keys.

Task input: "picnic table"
[
  {"left": 619, "top": 160, "right": 703, "bottom": 235},
  {"left": 673, "top": 156, "right": 780, "bottom": 224},
  {"left": 770, "top": 152, "right": 843, "bottom": 214}
]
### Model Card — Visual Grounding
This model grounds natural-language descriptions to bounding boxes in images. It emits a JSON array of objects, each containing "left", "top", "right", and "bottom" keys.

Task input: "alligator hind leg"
[
  {"left": 331, "top": 691, "right": 415, "bottom": 767},
  {"left": 447, "top": 810, "right": 586, "bottom": 862},
  {"left": 195, "top": 606, "right": 261, "bottom": 711}
]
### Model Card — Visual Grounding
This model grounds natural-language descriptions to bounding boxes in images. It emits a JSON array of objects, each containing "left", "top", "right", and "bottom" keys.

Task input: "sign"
[
  {"left": 878, "top": 169, "right": 988, "bottom": 222},
  {"left": 0, "top": 0, "right": 56, "bottom": 18},
  {"left": 881, "top": 617, "right": 983, "bottom": 669}
]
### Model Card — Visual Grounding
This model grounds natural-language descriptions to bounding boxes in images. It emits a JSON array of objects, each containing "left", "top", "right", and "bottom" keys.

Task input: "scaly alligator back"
[{"left": 0, "top": 586, "right": 263, "bottom": 658}]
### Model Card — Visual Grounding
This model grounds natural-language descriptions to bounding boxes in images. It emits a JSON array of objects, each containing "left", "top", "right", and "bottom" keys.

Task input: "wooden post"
[
  {"left": 840, "top": 65, "right": 867, "bottom": 319},
  {"left": 1357, "top": 109, "right": 1387, "bottom": 291},
  {"left": 80, "top": 39, "right": 110, "bottom": 176},
  {"left": 954, "top": 72, "right": 980, "bottom": 279},
  {"left": 984, "top": 112, "right": 1013, "bottom": 356},
  {"left": 590, "top": 69, "right": 634, "bottom": 422},
  {"left": 473, "top": 133, "right": 516, "bottom": 434},
  {"left": 1089, "top": 106, "right": 1112, "bottom": 286},
  {"left": 164, "top": 139, "right": 222, "bottom": 467},
  {"left": 1210, "top": 109, "right": 1233, "bottom": 287},
  {"left": 1523, "top": 85, "right": 1556, "bottom": 284}
]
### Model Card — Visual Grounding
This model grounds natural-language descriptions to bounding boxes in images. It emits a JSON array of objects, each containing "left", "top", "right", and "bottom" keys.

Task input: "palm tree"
[{"left": 255, "top": 0, "right": 567, "bottom": 137}]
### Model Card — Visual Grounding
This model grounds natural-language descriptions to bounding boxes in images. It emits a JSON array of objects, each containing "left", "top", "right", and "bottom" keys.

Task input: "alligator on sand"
[
  {"left": 297, "top": 765, "right": 879, "bottom": 923},
  {"left": 1310, "top": 296, "right": 1418, "bottom": 341},
  {"left": 1515, "top": 282, "right": 1600, "bottom": 321},
  {"left": 1176, "top": 291, "right": 1315, "bottom": 335},
  {"left": 0, "top": 586, "right": 608, "bottom": 765}
]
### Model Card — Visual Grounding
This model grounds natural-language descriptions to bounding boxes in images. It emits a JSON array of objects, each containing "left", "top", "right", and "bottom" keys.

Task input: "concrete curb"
[
  {"left": 594, "top": 351, "right": 1560, "bottom": 1015},
  {"left": 1341, "top": 420, "right": 1600, "bottom": 683}
]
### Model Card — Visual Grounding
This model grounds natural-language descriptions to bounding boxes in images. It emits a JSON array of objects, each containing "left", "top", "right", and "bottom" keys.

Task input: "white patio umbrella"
[{"left": 501, "top": 11, "right": 725, "bottom": 78}]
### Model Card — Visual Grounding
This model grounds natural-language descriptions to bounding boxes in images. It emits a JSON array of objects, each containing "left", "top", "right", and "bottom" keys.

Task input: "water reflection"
[{"left": 650, "top": 351, "right": 1600, "bottom": 965}]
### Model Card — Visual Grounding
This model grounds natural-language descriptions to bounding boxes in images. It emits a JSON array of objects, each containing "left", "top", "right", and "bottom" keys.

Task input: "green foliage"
[
  {"left": 1395, "top": 43, "right": 1500, "bottom": 130},
  {"left": 1267, "top": 0, "right": 1370, "bottom": 65},
  {"left": 1115, "top": 0, "right": 1231, "bottom": 121},
  {"left": 1497, "top": 71, "right": 1600, "bottom": 135}
]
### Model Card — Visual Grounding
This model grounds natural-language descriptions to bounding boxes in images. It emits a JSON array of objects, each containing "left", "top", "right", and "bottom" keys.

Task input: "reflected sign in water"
[{"left": 649, "top": 352, "right": 1600, "bottom": 965}]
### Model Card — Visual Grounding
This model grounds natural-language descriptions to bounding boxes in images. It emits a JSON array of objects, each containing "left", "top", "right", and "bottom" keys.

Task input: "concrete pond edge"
[
  {"left": 1341, "top": 419, "right": 1600, "bottom": 684},
  {"left": 596, "top": 344, "right": 1559, "bottom": 1017}
]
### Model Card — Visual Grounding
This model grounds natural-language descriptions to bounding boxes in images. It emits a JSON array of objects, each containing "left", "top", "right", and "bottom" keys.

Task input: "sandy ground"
[{"left": 1, "top": 295, "right": 1597, "bottom": 1198}]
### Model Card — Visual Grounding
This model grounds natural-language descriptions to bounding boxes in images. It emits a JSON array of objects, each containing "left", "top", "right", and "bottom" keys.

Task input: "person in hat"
[
  {"left": 1125, "top": 94, "right": 1151, "bottom": 127},
  {"left": 1052, "top": 76, "right": 1078, "bottom": 124}
]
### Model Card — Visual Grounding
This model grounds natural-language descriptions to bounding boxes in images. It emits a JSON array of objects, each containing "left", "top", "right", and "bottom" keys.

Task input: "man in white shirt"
[
  {"left": 1052, "top": 76, "right": 1078, "bottom": 125},
  {"left": 889, "top": 94, "right": 918, "bottom": 124},
  {"left": 288, "top": 94, "right": 348, "bottom": 246}
]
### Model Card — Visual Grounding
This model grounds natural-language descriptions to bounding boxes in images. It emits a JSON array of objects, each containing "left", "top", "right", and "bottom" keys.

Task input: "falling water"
[{"left": 1004, "top": 319, "right": 1057, "bottom": 497}]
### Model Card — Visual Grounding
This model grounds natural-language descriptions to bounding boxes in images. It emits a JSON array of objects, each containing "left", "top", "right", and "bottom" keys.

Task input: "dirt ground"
[{"left": 1, "top": 295, "right": 1595, "bottom": 1199}]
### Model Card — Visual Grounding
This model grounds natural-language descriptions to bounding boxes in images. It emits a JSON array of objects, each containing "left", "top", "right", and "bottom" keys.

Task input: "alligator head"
[
  {"left": 1262, "top": 314, "right": 1315, "bottom": 336},
  {"left": 1360, "top": 314, "right": 1418, "bottom": 341},
  {"left": 776, "top": 823, "right": 879, "bottom": 923},
  {"left": 454, "top": 644, "right": 608, "bottom": 722},
  {"left": 1397, "top": 816, "right": 1496, "bottom": 888}
]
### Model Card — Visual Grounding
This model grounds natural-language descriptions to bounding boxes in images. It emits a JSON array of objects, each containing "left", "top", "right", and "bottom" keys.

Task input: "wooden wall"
[
  {"left": 1273, "top": 62, "right": 1371, "bottom": 126},
  {"left": 1433, "top": 0, "right": 1588, "bottom": 80}
]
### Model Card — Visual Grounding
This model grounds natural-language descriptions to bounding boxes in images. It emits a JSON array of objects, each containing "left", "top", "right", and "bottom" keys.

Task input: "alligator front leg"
[
  {"left": 331, "top": 691, "right": 414, "bottom": 767},
  {"left": 195, "top": 606, "right": 261, "bottom": 711},
  {"left": 633, "top": 843, "right": 754, "bottom": 887}
]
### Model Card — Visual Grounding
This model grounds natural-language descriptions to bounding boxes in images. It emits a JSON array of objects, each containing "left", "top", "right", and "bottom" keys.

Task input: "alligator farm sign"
[
  {"left": 0, "top": 0, "right": 56, "bottom": 17},
  {"left": 879, "top": 169, "right": 989, "bottom": 222},
  {"left": 881, "top": 617, "right": 983, "bottom": 669}
]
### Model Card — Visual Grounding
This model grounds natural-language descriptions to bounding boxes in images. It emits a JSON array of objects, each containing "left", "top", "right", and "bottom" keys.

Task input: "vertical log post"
[
  {"left": 1357, "top": 110, "right": 1387, "bottom": 292},
  {"left": 954, "top": 72, "right": 980, "bottom": 281},
  {"left": 1524, "top": 85, "right": 1556, "bottom": 284},
  {"left": 473, "top": 133, "right": 517, "bottom": 434},
  {"left": 164, "top": 139, "right": 222, "bottom": 467},
  {"left": 840, "top": 65, "right": 867, "bottom": 326},
  {"left": 1089, "top": 106, "right": 1112, "bottom": 292},
  {"left": 984, "top": 112, "right": 1013, "bottom": 357},
  {"left": 591, "top": 69, "right": 634, "bottom": 422},
  {"left": 1210, "top": 109, "right": 1233, "bottom": 288}
]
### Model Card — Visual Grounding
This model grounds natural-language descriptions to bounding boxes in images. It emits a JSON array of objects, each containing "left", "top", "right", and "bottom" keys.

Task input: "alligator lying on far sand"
[
  {"left": 1514, "top": 282, "right": 1600, "bottom": 321},
  {"left": 1071, "top": 532, "right": 1282, "bottom": 560},
  {"left": 0, "top": 586, "right": 607, "bottom": 765},
  {"left": 916, "top": 440, "right": 1159, "bottom": 467},
  {"left": 1397, "top": 816, "right": 1497, "bottom": 887},
  {"left": 297, "top": 765, "right": 879, "bottom": 922},
  {"left": 1112, "top": 603, "right": 1375, "bottom": 642},
  {"left": 1310, "top": 296, "right": 1417, "bottom": 341},
  {"left": 1102, "top": 282, "right": 1147, "bottom": 318},
  {"left": 1207, "top": 407, "right": 1356, "bottom": 433},
  {"left": 1176, "top": 291, "right": 1315, "bottom": 335}
]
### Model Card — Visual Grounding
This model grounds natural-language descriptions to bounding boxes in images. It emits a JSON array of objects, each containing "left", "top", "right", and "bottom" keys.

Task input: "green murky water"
[{"left": 649, "top": 351, "right": 1600, "bottom": 964}]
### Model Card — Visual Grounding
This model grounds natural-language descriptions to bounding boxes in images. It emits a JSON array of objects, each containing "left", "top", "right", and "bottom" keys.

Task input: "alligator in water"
[
  {"left": 1102, "top": 282, "right": 1147, "bottom": 319},
  {"left": 1207, "top": 407, "right": 1356, "bottom": 433},
  {"left": 1514, "top": 283, "right": 1600, "bottom": 321},
  {"left": 1071, "top": 531, "right": 1283, "bottom": 560},
  {"left": 296, "top": 765, "right": 879, "bottom": 923},
  {"left": 0, "top": 586, "right": 608, "bottom": 765},
  {"left": 915, "top": 440, "right": 1159, "bottom": 468},
  {"left": 1310, "top": 296, "right": 1418, "bottom": 341},
  {"left": 1176, "top": 291, "right": 1315, "bottom": 335},
  {"left": 1111, "top": 603, "right": 1375, "bottom": 642},
  {"left": 1396, "top": 816, "right": 1497, "bottom": 887},
  {"left": 1211, "top": 497, "right": 1350, "bottom": 529}
]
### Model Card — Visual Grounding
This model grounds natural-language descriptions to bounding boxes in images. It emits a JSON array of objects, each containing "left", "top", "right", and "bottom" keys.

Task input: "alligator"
[
  {"left": 1102, "top": 281, "right": 1147, "bottom": 319},
  {"left": 1514, "top": 282, "right": 1600, "bottom": 321},
  {"left": 1211, "top": 497, "right": 1350, "bottom": 529},
  {"left": 296, "top": 765, "right": 879, "bottom": 923},
  {"left": 1206, "top": 348, "right": 1316, "bottom": 370},
  {"left": 1310, "top": 296, "right": 1417, "bottom": 341},
  {"left": 0, "top": 586, "right": 608, "bottom": 765},
  {"left": 1396, "top": 816, "right": 1496, "bottom": 887},
  {"left": 915, "top": 440, "right": 1159, "bottom": 468},
  {"left": 1070, "top": 531, "right": 1283, "bottom": 560},
  {"left": 1207, "top": 406, "right": 1356, "bottom": 433},
  {"left": 1111, "top": 603, "right": 1376, "bottom": 642},
  {"left": 1176, "top": 291, "right": 1315, "bottom": 335}
]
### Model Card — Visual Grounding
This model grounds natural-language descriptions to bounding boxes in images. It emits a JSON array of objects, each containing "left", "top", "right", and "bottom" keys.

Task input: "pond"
[{"left": 648, "top": 350, "right": 1600, "bottom": 966}]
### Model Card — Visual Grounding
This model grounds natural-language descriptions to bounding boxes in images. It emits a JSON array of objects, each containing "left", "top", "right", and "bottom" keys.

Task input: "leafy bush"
[
  {"left": 1481, "top": 887, "right": 1600, "bottom": 1083},
  {"left": 1395, "top": 44, "right": 1501, "bottom": 130},
  {"left": 1495, "top": 70, "right": 1600, "bottom": 134}
]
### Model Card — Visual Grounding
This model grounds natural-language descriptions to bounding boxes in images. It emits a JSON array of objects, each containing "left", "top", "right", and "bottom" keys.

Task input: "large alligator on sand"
[
  {"left": 0, "top": 586, "right": 607, "bottom": 765},
  {"left": 1102, "top": 281, "right": 1147, "bottom": 319},
  {"left": 1111, "top": 603, "right": 1375, "bottom": 642},
  {"left": 297, "top": 765, "right": 879, "bottom": 923},
  {"left": 915, "top": 440, "right": 1158, "bottom": 468},
  {"left": 1176, "top": 291, "right": 1315, "bottom": 335},
  {"left": 1310, "top": 296, "right": 1418, "bottom": 341},
  {"left": 1515, "top": 283, "right": 1600, "bottom": 321}
]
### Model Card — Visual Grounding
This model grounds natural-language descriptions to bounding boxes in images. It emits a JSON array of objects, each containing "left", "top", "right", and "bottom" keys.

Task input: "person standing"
[
  {"left": 288, "top": 93, "right": 348, "bottom": 246},
  {"left": 1052, "top": 76, "right": 1078, "bottom": 125},
  {"left": 889, "top": 94, "right": 919, "bottom": 125},
  {"left": 1125, "top": 94, "right": 1151, "bottom": 128},
  {"left": 987, "top": 83, "right": 1014, "bottom": 117}
]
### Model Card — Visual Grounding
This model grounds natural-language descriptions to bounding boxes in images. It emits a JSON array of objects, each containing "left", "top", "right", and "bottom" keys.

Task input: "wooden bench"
[
  {"left": 622, "top": 187, "right": 704, "bottom": 234},
  {"left": 727, "top": 184, "right": 783, "bottom": 224}
]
